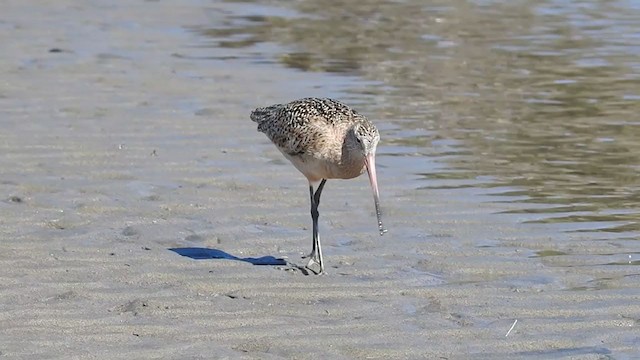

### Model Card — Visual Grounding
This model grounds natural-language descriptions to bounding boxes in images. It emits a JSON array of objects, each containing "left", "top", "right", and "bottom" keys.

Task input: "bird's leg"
[{"left": 305, "top": 179, "right": 326, "bottom": 274}]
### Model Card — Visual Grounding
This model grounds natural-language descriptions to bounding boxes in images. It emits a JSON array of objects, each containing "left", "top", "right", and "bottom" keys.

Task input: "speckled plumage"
[
  {"left": 250, "top": 97, "right": 380, "bottom": 181},
  {"left": 250, "top": 97, "right": 386, "bottom": 274}
]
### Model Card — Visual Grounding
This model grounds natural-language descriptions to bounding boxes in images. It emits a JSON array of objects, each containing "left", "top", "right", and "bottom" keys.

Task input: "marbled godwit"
[{"left": 250, "top": 97, "right": 386, "bottom": 274}]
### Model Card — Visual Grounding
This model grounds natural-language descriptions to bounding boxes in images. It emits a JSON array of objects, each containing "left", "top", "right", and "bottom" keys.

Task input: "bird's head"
[
  {"left": 348, "top": 120, "right": 386, "bottom": 236},
  {"left": 351, "top": 121, "right": 380, "bottom": 156}
]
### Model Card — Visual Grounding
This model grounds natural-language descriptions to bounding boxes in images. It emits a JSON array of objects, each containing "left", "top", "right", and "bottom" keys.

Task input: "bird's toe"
[{"left": 305, "top": 257, "right": 325, "bottom": 275}]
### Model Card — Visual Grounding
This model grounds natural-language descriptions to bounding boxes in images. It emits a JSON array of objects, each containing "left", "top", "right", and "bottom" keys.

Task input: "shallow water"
[
  {"left": 194, "top": 0, "right": 640, "bottom": 284},
  {"left": 0, "top": 0, "right": 637, "bottom": 358}
]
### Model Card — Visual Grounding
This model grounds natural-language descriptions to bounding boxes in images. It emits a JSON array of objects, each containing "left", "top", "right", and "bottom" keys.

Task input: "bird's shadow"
[{"left": 169, "top": 247, "right": 288, "bottom": 266}]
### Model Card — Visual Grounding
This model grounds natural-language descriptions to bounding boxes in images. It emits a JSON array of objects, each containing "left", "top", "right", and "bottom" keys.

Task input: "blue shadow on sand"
[{"left": 169, "top": 247, "right": 287, "bottom": 266}]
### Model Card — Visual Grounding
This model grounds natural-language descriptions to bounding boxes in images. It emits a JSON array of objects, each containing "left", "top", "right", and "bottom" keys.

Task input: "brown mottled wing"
[{"left": 250, "top": 98, "right": 362, "bottom": 156}]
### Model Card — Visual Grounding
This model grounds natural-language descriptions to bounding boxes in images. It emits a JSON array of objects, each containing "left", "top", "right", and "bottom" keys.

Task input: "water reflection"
[{"left": 194, "top": 0, "right": 640, "bottom": 236}]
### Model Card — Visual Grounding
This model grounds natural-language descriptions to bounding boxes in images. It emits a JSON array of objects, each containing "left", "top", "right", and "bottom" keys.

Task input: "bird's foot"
[{"left": 305, "top": 255, "right": 326, "bottom": 275}]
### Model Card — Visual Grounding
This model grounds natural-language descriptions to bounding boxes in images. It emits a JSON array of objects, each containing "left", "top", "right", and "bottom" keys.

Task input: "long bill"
[{"left": 364, "top": 152, "right": 387, "bottom": 236}]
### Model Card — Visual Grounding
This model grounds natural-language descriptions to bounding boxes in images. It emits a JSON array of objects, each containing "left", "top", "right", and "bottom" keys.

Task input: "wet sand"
[{"left": 0, "top": 1, "right": 637, "bottom": 359}]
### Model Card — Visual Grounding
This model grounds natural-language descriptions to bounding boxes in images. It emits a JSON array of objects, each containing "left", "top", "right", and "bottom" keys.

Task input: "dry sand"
[{"left": 0, "top": 1, "right": 638, "bottom": 359}]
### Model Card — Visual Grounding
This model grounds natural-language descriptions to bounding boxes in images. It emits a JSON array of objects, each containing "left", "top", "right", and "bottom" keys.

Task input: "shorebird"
[{"left": 250, "top": 97, "right": 386, "bottom": 274}]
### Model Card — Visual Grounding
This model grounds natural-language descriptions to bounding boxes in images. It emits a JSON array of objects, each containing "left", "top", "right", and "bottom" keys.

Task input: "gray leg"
[{"left": 306, "top": 179, "right": 326, "bottom": 274}]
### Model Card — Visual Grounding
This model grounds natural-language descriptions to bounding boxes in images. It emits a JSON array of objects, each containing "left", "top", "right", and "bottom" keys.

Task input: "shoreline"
[{"left": 0, "top": 1, "right": 637, "bottom": 359}]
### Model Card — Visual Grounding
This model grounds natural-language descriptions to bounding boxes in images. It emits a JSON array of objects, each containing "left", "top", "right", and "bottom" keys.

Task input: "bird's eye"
[{"left": 355, "top": 137, "right": 362, "bottom": 143}]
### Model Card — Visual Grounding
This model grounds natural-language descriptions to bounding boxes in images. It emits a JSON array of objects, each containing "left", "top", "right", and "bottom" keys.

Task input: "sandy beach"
[{"left": 1, "top": 1, "right": 638, "bottom": 359}]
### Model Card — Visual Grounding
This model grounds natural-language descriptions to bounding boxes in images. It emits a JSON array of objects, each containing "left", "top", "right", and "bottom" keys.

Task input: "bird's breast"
[{"left": 283, "top": 151, "right": 365, "bottom": 182}]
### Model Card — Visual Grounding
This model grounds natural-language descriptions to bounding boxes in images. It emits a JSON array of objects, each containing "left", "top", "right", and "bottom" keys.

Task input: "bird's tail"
[{"left": 250, "top": 104, "right": 282, "bottom": 125}]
